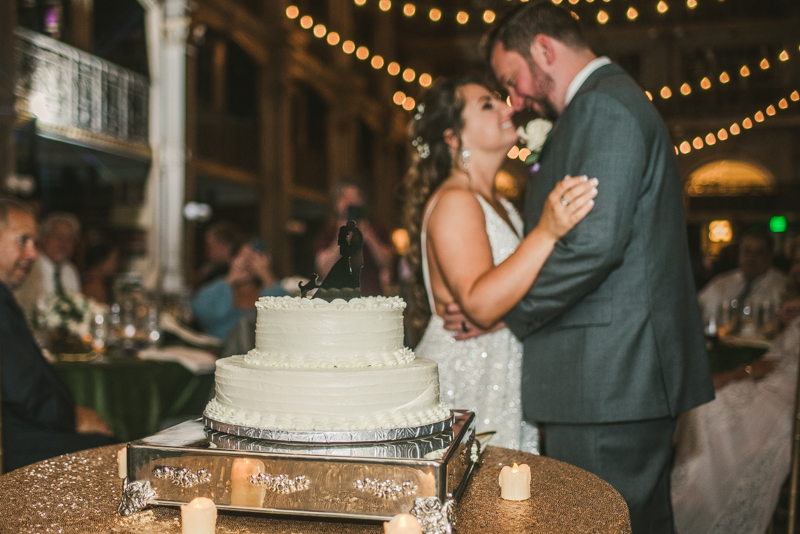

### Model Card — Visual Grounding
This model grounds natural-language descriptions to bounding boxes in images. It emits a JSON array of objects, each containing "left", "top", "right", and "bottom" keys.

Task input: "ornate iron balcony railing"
[{"left": 14, "top": 27, "right": 150, "bottom": 157}]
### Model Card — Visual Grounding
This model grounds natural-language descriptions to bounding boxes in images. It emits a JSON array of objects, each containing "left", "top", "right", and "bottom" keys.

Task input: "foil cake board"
[{"left": 127, "top": 410, "right": 477, "bottom": 521}]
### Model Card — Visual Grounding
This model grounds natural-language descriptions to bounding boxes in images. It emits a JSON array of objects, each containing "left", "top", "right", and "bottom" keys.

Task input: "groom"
[{"left": 448, "top": 2, "right": 714, "bottom": 532}]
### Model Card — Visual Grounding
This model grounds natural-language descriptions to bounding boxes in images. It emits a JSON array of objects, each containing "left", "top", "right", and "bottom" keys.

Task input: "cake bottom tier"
[{"left": 205, "top": 355, "right": 450, "bottom": 432}]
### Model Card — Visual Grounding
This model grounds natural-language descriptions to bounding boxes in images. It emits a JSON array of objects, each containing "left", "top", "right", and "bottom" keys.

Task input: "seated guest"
[
  {"left": 0, "top": 197, "right": 115, "bottom": 472},
  {"left": 14, "top": 211, "right": 82, "bottom": 319},
  {"left": 778, "top": 236, "right": 800, "bottom": 327},
  {"left": 699, "top": 227, "right": 787, "bottom": 326},
  {"left": 192, "top": 238, "right": 287, "bottom": 341},
  {"left": 671, "top": 314, "right": 799, "bottom": 534},
  {"left": 81, "top": 244, "right": 120, "bottom": 304},
  {"left": 194, "top": 221, "right": 243, "bottom": 290}
]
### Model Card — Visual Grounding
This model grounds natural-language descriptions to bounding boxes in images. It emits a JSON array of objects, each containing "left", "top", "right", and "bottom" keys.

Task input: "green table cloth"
[{"left": 53, "top": 358, "right": 215, "bottom": 442}]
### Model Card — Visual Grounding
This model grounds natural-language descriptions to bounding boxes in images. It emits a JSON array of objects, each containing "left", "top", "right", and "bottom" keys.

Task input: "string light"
[
  {"left": 456, "top": 11, "right": 469, "bottom": 24},
  {"left": 429, "top": 8, "right": 441, "bottom": 21},
  {"left": 300, "top": 15, "right": 313, "bottom": 29},
  {"left": 717, "top": 128, "right": 728, "bottom": 141},
  {"left": 286, "top": 6, "right": 299, "bottom": 19},
  {"left": 313, "top": 24, "right": 326, "bottom": 38},
  {"left": 356, "top": 46, "right": 369, "bottom": 60},
  {"left": 645, "top": 90, "right": 653, "bottom": 100},
  {"left": 780, "top": 50, "right": 790, "bottom": 61},
  {"left": 327, "top": 32, "right": 340, "bottom": 45},
  {"left": 371, "top": 55, "right": 384, "bottom": 69},
  {"left": 730, "top": 123, "right": 740, "bottom": 135},
  {"left": 402, "top": 96, "right": 416, "bottom": 111},
  {"left": 766, "top": 105, "right": 776, "bottom": 116},
  {"left": 687, "top": 0, "right": 697, "bottom": 8},
  {"left": 680, "top": 83, "right": 691, "bottom": 95},
  {"left": 354, "top": 0, "right": 366, "bottom": 5},
  {"left": 793, "top": 91, "right": 800, "bottom": 101},
  {"left": 760, "top": 58, "right": 770, "bottom": 70},
  {"left": 597, "top": 10, "right": 609, "bottom": 23},
  {"left": 626, "top": 7, "right": 638, "bottom": 20},
  {"left": 419, "top": 73, "right": 433, "bottom": 87},
  {"left": 742, "top": 117, "right": 753, "bottom": 129},
  {"left": 657, "top": 1, "right": 668, "bottom": 14},
  {"left": 779, "top": 98, "right": 789, "bottom": 109},
  {"left": 379, "top": 0, "right": 391, "bottom": 12},
  {"left": 705, "top": 133, "right": 716, "bottom": 145},
  {"left": 719, "top": 72, "right": 730, "bottom": 83},
  {"left": 387, "top": 62, "right": 400, "bottom": 76},
  {"left": 403, "top": 3, "right": 415, "bottom": 16},
  {"left": 393, "top": 91, "right": 406, "bottom": 105},
  {"left": 660, "top": 86, "right": 672, "bottom": 99},
  {"left": 679, "top": 141, "right": 691, "bottom": 154},
  {"left": 754, "top": 111, "right": 765, "bottom": 122},
  {"left": 403, "top": 68, "right": 416, "bottom": 82},
  {"left": 342, "top": 40, "right": 355, "bottom": 54},
  {"left": 483, "top": 10, "right": 496, "bottom": 24},
  {"left": 519, "top": 148, "right": 532, "bottom": 161},
  {"left": 740, "top": 65, "right": 750, "bottom": 77},
  {"left": 692, "top": 137, "right": 703, "bottom": 149},
  {"left": 700, "top": 77, "right": 711, "bottom": 89}
]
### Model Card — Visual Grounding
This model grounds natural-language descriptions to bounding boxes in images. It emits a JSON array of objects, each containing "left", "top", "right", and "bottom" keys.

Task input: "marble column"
[{"left": 138, "top": 0, "right": 191, "bottom": 293}]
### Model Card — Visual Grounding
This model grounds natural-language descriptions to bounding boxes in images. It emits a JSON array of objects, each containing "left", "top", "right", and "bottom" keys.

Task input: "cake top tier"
[
  {"left": 256, "top": 295, "right": 407, "bottom": 312},
  {"left": 247, "top": 295, "right": 412, "bottom": 369}
]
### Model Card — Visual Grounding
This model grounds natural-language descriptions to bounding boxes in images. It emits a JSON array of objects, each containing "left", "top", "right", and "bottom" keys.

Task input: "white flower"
[{"left": 517, "top": 118, "right": 553, "bottom": 153}]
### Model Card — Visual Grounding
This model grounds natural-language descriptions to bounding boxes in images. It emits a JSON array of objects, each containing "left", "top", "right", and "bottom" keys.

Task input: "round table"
[{"left": 0, "top": 445, "right": 631, "bottom": 533}]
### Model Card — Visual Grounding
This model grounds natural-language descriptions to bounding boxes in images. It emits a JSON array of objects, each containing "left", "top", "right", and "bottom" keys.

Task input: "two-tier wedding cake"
[{"left": 204, "top": 295, "right": 450, "bottom": 432}]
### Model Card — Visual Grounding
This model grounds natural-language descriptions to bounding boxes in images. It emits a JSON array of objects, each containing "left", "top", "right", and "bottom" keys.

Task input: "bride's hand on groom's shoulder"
[
  {"left": 539, "top": 175, "right": 598, "bottom": 241},
  {"left": 441, "top": 302, "right": 505, "bottom": 340}
]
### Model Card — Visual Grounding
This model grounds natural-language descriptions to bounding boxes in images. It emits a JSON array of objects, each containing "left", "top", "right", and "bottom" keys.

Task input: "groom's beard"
[{"left": 526, "top": 58, "right": 559, "bottom": 122}]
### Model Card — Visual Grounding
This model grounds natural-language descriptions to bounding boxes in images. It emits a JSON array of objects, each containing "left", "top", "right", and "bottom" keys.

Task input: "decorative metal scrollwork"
[
  {"left": 118, "top": 478, "right": 155, "bottom": 516},
  {"left": 249, "top": 473, "right": 310, "bottom": 494},
  {"left": 152, "top": 466, "right": 212, "bottom": 488},
  {"left": 410, "top": 495, "right": 456, "bottom": 534},
  {"left": 352, "top": 478, "right": 418, "bottom": 500}
]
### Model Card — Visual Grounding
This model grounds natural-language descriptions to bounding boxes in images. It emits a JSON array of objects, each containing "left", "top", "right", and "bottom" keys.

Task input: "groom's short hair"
[{"left": 482, "top": 1, "right": 588, "bottom": 65}]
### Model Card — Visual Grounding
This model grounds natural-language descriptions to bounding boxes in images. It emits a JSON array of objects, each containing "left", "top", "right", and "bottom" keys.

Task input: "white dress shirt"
[
  {"left": 698, "top": 267, "right": 787, "bottom": 322},
  {"left": 13, "top": 254, "right": 81, "bottom": 319},
  {"left": 564, "top": 56, "right": 612, "bottom": 108}
]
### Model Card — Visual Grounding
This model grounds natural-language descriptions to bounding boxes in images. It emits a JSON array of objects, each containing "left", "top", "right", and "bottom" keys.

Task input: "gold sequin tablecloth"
[{"left": 0, "top": 445, "right": 631, "bottom": 533}]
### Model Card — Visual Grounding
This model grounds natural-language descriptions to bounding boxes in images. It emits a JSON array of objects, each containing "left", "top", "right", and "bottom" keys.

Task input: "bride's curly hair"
[{"left": 403, "top": 76, "right": 487, "bottom": 340}]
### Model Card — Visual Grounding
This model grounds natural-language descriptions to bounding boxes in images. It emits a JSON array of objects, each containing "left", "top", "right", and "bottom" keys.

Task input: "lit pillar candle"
[
  {"left": 384, "top": 513, "right": 423, "bottom": 534},
  {"left": 181, "top": 497, "right": 217, "bottom": 534},
  {"left": 117, "top": 447, "right": 127, "bottom": 479},
  {"left": 230, "top": 458, "right": 266, "bottom": 507},
  {"left": 498, "top": 462, "right": 531, "bottom": 501}
]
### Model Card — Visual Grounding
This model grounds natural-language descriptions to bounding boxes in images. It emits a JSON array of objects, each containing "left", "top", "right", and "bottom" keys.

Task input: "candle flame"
[
  {"left": 511, "top": 463, "right": 519, "bottom": 473},
  {"left": 398, "top": 516, "right": 409, "bottom": 527}
]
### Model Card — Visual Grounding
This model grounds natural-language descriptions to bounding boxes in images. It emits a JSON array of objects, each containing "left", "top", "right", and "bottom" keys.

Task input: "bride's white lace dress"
[{"left": 415, "top": 194, "right": 539, "bottom": 454}]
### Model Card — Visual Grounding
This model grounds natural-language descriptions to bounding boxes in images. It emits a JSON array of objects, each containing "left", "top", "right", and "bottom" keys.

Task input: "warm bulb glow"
[
  {"left": 403, "top": 4, "right": 415, "bottom": 17},
  {"left": 403, "top": 68, "right": 416, "bottom": 82},
  {"left": 379, "top": 0, "right": 391, "bottom": 12},
  {"left": 766, "top": 105, "right": 776, "bottom": 116},
  {"left": 313, "top": 24, "right": 326, "bottom": 38},
  {"left": 687, "top": 0, "right": 697, "bottom": 7},
  {"left": 627, "top": 7, "right": 638, "bottom": 19},
  {"left": 511, "top": 463, "right": 520, "bottom": 473},
  {"left": 371, "top": 55, "right": 384, "bottom": 69},
  {"left": 657, "top": 1, "right": 668, "bottom": 14},
  {"left": 645, "top": 90, "right": 653, "bottom": 100},
  {"left": 392, "top": 228, "right": 410, "bottom": 255},
  {"left": 754, "top": 111, "right": 765, "bottom": 122},
  {"left": 679, "top": 141, "right": 691, "bottom": 154},
  {"left": 342, "top": 40, "right": 355, "bottom": 54},
  {"left": 569, "top": 0, "right": 578, "bottom": 4},
  {"left": 779, "top": 98, "right": 789, "bottom": 109},
  {"left": 570, "top": 10, "right": 579, "bottom": 20},
  {"left": 730, "top": 123, "right": 740, "bottom": 135},
  {"left": 719, "top": 72, "right": 730, "bottom": 83},
  {"left": 507, "top": 146, "right": 520, "bottom": 159},
  {"left": 740, "top": 65, "right": 750, "bottom": 77},
  {"left": 419, "top": 73, "right": 432, "bottom": 87},
  {"left": 692, "top": 137, "right": 703, "bottom": 150},
  {"left": 393, "top": 91, "right": 406, "bottom": 105},
  {"left": 456, "top": 11, "right": 469, "bottom": 24},
  {"left": 597, "top": 10, "right": 609, "bottom": 24},
  {"left": 387, "top": 62, "right": 400, "bottom": 76},
  {"left": 326, "top": 32, "right": 340, "bottom": 45},
  {"left": 779, "top": 50, "right": 789, "bottom": 62},
  {"left": 402, "top": 96, "right": 416, "bottom": 111},
  {"left": 483, "top": 10, "right": 496, "bottom": 23},
  {"left": 429, "top": 8, "right": 441, "bottom": 21},
  {"left": 285, "top": 6, "right": 299, "bottom": 19},
  {"left": 717, "top": 128, "right": 728, "bottom": 140},
  {"left": 742, "top": 117, "right": 753, "bottom": 129},
  {"left": 792, "top": 91, "right": 800, "bottom": 102},
  {"left": 299, "top": 16, "right": 313, "bottom": 29},
  {"left": 356, "top": 46, "right": 369, "bottom": 60},
  {"left": 355, "top": 0, "right": 366, "bottom": 5},
  {"left": 709, "top": 220, "right": 733, "bottom": 243},
  {"left": 518, "top": 148, "right": 531, "bottom": 161},
  {"left": 705, "top": 133, "right": 716, "bottom": 145},
  {"left": 680, "top": 83, "right": 691, "bottom": 95},
  {"left": 552, "top": 0, "right": 563, "bottom": 4},
  {"left": 760, "top": 58, "right": 770, "bottom": 70},
  {"left": 700, "top": 77, "right": 711, "bottom": 89},
  {"left": 674, "top": 146, "right": 679, "bottom": 155},
  {"left": 660, "top": 86, "right": 672, "bottom": 99}
]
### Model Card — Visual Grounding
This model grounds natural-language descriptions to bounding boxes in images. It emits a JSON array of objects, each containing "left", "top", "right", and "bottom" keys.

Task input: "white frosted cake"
[{"left": 205, "top": 296, "right": 450, "bottom": 432}]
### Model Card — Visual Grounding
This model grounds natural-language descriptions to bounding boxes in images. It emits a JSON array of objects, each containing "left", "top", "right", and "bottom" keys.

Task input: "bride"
[{"left": 404, "top": 77, "right": 598, "bottom": 453}]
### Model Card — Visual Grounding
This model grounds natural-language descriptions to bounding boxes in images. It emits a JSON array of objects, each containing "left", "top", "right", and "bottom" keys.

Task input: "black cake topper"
[{"left": 299, "top": 220, "right": 363, "bottom": 301}]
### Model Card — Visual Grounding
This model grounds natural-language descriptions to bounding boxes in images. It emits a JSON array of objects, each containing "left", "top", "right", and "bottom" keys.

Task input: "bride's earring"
[{"left": 461, "top": 148, "right": 471, "bottom": 169}]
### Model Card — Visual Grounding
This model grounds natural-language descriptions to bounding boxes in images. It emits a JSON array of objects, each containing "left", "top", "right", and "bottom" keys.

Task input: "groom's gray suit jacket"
[{"left": 505, "top": 63, "right": 714, "bottom": 424}]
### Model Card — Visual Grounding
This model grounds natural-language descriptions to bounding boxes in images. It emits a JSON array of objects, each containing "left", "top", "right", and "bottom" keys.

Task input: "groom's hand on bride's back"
[{"left": 442, "top": 302, "right": 506, "bottom": 340}]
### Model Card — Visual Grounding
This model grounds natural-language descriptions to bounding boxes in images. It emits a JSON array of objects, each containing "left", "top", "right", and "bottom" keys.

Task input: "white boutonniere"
[{"left": 517, "top": 118, "right": 553, "bottom": 166}]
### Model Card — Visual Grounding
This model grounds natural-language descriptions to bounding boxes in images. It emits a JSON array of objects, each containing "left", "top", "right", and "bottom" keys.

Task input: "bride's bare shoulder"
[{"left": 427, "top": 186, "right": 484, "bottom": 230}]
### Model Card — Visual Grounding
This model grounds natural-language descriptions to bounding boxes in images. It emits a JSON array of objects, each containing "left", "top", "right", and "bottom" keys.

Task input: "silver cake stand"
[{"left": 202, "top": 412, "right": 455, "bottom": 443}]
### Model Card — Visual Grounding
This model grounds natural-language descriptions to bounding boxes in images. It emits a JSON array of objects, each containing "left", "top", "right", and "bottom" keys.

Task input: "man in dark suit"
[
  {"left": 473, "top": 3, "right": 715, "bottom": 532},
  {"left": 0, "top": 196, "right": 114, "bottom": 472}
]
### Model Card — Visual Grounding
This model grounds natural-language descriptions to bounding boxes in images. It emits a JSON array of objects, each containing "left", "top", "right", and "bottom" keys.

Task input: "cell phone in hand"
[{"left": 346, "top": 204, "right": 366, "bottom": 222}]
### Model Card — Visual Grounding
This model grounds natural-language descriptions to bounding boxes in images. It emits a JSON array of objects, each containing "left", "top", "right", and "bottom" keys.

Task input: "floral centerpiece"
[
  {"left": 33, "top": 292, "right": 106, "bottom": 354},
  {"left": 517, "top": 118, "right": 553, "bottom": 167}
]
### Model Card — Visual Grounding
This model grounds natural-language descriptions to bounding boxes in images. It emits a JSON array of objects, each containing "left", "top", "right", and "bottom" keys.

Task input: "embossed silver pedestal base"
[{"left": 126, "top": 411, "right": 477, "bottom": 521}]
